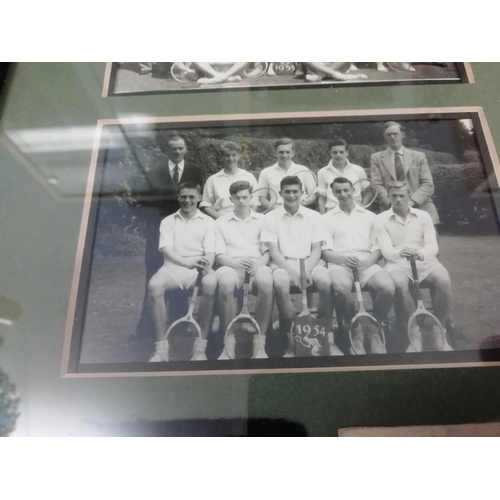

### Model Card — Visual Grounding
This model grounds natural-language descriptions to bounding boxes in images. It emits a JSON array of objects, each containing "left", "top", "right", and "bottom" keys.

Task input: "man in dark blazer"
[
  {"left": 134, "top": 135, "right": 204, "bottom": 337},
  {"left": 371, "top": 121, "right": 439, "bottom": 224}
]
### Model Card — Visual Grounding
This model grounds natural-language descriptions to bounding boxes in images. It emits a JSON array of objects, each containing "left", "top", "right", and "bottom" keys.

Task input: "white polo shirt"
[
  {"left": 261, "top": 205, "right": 326, "bottom": 259},
  {"left": 256, "top": 161, "right": 316, "bottom": 206},
  {"left": 159, "top": 209, "right": 215, "bottom": 259},
  {"left": 215, "top": 211, "right": 266, "bottom": 260},
  {"left": 321, "top": 205, "right": 379, "bottom": 261},
  {"left": 200, "top": 168, "right": 258, "bottom": 215},
  {"left": 317, "top": 160, "right": 369, "bottom": 211},
  {"left": 375, "top": 207, "right": 438, "bottom": 263}
]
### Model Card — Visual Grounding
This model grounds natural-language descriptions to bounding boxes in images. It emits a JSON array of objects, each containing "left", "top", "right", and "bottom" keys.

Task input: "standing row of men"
[{"left": 132, "top": 122, "right": 451, "bottom": 360}]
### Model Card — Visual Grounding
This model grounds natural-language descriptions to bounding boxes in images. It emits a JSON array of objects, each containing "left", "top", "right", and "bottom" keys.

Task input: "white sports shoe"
[
  {"left": 329, "top": 342, "right": 344, "bottom": 356},
  {"left": 149, "top": 341, "right": 166, "bottom": 362},
  {"left": 218, "top": 335, "right": 235, "bottom": 360},
  {"left": 350, "top": 324, "right": 366, "bottom": 355},
  {"left": 407, "top": 325, "right": 423, "bottom": 352},
  {"left": 306, "top": 74, "right": 322, "bottom": 82},
  {"left": 190, "top": 338, "right": 208, "bottom": 361},
  {"left": 253, "top": 335, "right": 268, "bottom": 359}
]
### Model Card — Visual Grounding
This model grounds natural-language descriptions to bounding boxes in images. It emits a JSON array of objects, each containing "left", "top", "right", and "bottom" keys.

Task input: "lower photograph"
[{"left": 62, "top": 107, "right": 500, "bottom": 376}]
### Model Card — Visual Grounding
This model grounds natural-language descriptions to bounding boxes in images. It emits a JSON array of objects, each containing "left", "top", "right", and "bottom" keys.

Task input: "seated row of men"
[
  {"left": 139, "top": 63, "right": 416, "bottom": 84},
  {"left": 148, "top": 175, "right": 452, "bottom": 362}
]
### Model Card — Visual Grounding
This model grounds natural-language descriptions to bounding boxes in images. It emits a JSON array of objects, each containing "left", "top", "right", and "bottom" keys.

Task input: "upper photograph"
[{"left": 104, "top": 62, "right": 474, "bottom": 96}]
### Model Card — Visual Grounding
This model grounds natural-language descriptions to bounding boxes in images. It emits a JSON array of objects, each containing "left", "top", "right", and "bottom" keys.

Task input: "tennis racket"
[
  {"left": 162, "top": 268, "right": 205, "bottom": 361},
  {"left": 293, "top": 259, "right": 328, "bottom": 357},
  {"left": 171, "top": 62, "right": 198, "bottom": 83},
  {"left": 349, "top": 267, "right": 386, "bottom": 355},
  {"left": 244, "top": 62, "right": 268, "bottom": 78},
  {"left": 222, "top": 270, "right": 265, "bottom": 359},
  {"left": 352, "top": 178, "right": 377, "bottom": 209},
  {"left": 252, "top": 186, "right": 278, "bottom": 214},
  {"left": 387, "top": 62, "right": 414, "bottom": 72},
  {"left": 406, "top": 256, "right": 450, "bottom": 353}
]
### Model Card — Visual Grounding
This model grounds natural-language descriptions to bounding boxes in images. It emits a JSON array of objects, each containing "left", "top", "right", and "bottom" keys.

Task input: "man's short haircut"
[
  {"left": 167, "top": 135, "right": 186, "bottom": 147},
  {"left": 328, "top": 137, "right": 348, "bottom": 150},
  {"left": 330, "top": 176, "right": 353, "bottom": 190},
  {"left": 229, "top": 180, "right": 253, "bottom": 196},
  {"left": 221, "top": 141, "right": 242, "bottom": 154},
  {"left": 274, "top": 137, "right": 295, "bottom": 150},
  {"left": 383, "top": 121, "right": 404, "bottom": 133},
  {"left": 387, "top": 180, "right": 411, "bottom": 194},
  {"left": 178, "top": 182, "right": 202, "bottom": 194},
  {"left": 280, "top": 175, "right": 302, "bottom": 191}
]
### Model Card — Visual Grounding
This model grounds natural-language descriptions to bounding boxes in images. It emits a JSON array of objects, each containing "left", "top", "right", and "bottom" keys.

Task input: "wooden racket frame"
[
  {"left": 223, "top": 270, "right": 262, "bottom": 360},
  {"left": 349, "top": 267, "right": 386, "bottom": 355},
  {"left": 407, "top": 256, "right": 446, "bottom": 352},
  {"left": 162, "top": 268, "right": 204, "bottom": 362}
]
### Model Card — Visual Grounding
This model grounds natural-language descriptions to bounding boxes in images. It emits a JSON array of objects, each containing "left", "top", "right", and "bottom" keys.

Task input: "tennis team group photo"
[{"left": 67, "top": 110, "right": 500, "bottom": 373}]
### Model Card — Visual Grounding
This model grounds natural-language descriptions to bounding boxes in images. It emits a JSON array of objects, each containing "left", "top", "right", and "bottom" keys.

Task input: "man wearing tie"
[
  {"left": 371, "top": 122, "right": 439, "bottom": 225},
  {"left": 135, "top": 135, "right": 204, "bottom": 337}
]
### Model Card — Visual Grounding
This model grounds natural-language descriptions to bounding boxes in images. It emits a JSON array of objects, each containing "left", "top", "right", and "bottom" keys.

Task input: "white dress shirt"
[
  {"left": 261, "top": 205, "right": 326, "bottom": 259},
  {"left": 321, "top": 205, "right": 379, "bottom": 260},
  {"left": 168, "top": 159, "right": 185, "bottom": 181},
  {"left": 215, "top": 211, "right": 266, "bottom": 259},
  {"left": 200, "top": 168, "right": 258, "bottom": 214},
  {"left": 316, "top": 160, "right": 369, "bottom": 211},
  {"left": 159, "top": 209, "right": 215, "bottom": 259},
  {"left": 256, "top": 161, "right": 316, "bottom": 206},
  {"left": 375, "top": 206, "right": 438, "bottom": 263}
]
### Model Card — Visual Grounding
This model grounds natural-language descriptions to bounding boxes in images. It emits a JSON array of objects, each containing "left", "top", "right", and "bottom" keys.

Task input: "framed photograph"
[
  {"left": 103, "top": 62, "right": 474, "bottom": 97},
  {"left": 62, "top": 107, "right": 500, "bottom": 377}
]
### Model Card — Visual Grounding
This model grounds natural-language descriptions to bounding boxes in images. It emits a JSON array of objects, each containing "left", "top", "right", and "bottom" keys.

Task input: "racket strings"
[
  {"left": 350, "top": 315, "right": 385, "bottom": 354},
  {"left": 226, "top": 317, "right": 259, "bottom": 359},
  {"left": 408, "top": 313, "right": 444, "bottom": 351},
  {"left": 167, "top": 321, "right": 199, "bottom": 361}
]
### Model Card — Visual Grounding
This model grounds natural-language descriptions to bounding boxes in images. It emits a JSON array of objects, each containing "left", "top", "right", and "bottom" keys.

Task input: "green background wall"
[{"left": 1, "top": 63, "right": 500, "bottom": 436}]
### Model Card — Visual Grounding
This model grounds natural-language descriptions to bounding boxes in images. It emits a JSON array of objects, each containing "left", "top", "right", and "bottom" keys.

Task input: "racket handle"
[
  {"left": 409, "top": 256, "right": 422, "bottom": 300},
  {"left": 194, "top": 269, "right": 204, "bottom": 288},
  {"left": 352, "top": 267, "right": 360, "bottom": 283},
  {"left": 244, "top": 270, "right": 250, "bottom": 285},
  {"left": 299, "top": 258, "right": 307, "bottom": 291}
]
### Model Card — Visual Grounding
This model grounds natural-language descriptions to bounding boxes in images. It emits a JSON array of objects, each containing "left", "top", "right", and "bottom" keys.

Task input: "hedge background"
[{"left": 95, "top": 119, "right": 500, "bottom": 258}]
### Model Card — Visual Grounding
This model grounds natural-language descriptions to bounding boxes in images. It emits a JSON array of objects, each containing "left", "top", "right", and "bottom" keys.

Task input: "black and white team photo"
[{"left": 65, "top": 110, "right": 500, "bottom": 373}]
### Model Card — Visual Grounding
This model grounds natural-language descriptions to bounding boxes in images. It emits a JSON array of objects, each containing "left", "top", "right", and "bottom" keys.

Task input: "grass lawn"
[{"left": 79, "top": 235, "right": 500, "bottom": 364}]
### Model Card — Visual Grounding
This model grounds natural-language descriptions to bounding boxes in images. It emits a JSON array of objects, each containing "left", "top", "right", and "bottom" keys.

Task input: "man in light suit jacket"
[{"left": 371, "top": 121, "right": 439, "bottom": 224}]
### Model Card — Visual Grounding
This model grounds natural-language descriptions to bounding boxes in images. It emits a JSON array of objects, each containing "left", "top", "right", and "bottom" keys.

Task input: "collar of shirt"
[
  {"left": 214, "top": 168, "right": 242, "bottom": 178},
  {"left": 388, "top": 147, "right": 404, "bottom": 157},
  {"left": 387, "top": 206, "right": 418, "bottom": 225},
  {"left": 276, "top": 204, "right": 307, "bottom": 219},
  {"left": 329, "top": 203, "right": 365, "bottom": 216},
  {"left": 272, "top": 161, "right": 301, "bottom": 173},
  {"left": 326, "top": 159, "right": 355, "bottom": 173},
  {"left": 168, "top": 159, "right": 185, "bottom": 173},
  {"left": 228, "top": 210, "right": 261, "bottom": 223},
  {"left": 174, "top": 209, "right": 204, "bottom": 221}
]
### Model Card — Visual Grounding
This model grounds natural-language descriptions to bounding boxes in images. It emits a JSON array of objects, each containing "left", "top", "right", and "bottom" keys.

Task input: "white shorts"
[
  {"left": 326, "top": 263, "right": 383, "bottom": 288},
  {"left": 216, "top": 265, "right": 272, "bottom": 289},
  {"left": 157, "top": 262, "right": 198, "bottom": 290},
  {"left": 270, "top": 258, "right": 326, "bottom": 282},
  {"left": 384, "top": 258, "right": 447, "bottom": 283}
]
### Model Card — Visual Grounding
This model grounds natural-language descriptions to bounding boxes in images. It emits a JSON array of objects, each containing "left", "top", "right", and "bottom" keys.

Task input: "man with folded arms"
[
  {"left": 375, "top": 181, "right": 453, "bottom": 352},
  {"left": 316, "top": 177, "right": 395, "bottom": 354},
  {"left": 215, "top": 181, "right": 273, "bottom": 359},
  {"left": 147, "top": 182, "right": 218, "bottom": 362}
]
